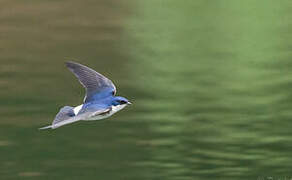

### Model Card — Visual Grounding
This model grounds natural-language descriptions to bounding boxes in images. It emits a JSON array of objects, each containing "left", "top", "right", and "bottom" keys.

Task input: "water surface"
[{"left": 1, "top": 0, "right": 292, "bottom": 179}]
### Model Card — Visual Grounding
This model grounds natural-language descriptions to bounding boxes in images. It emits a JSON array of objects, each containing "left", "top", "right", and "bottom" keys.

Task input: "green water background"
[{"left": 0, "top": 0, "right": 292, "bottom": 179}]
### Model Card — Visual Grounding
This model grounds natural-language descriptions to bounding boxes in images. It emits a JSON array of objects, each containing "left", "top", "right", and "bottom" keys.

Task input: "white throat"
[{"left": 111, "top": 104, "right": 127, "bottom": 114}]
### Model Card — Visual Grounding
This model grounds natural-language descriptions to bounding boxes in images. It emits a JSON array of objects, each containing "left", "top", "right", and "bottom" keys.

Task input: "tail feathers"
[
  {"left": 53, "top": 106, "right": 75, "bottom": 125},
  {"left": 39, "top": 106, "right": 75, "bottom": 130},
  {"left": 39, "top": 125, "right": 52, "bottom": 130}
]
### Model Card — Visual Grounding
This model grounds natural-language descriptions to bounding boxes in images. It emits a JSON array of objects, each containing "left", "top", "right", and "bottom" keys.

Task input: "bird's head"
[{"left": 111, "top": 96, "right": 131, "bottom": 106}]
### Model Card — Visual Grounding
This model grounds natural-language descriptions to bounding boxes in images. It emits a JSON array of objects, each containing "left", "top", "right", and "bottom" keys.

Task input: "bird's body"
[
  {"left": 40, "top": 61, "right": 131, "bottom": 130},
  {"left": 72, "top": 103, "right": 127, "bottom": 121}
]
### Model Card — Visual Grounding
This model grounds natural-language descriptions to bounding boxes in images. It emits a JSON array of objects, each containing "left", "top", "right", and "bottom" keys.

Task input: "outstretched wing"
[{"left": 65, "top": 61, "right": 116, "bottom": 103}]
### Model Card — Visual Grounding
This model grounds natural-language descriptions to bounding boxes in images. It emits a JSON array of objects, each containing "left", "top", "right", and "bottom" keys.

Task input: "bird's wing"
[
  {"left": 65, "top": 61, "right": 116, "bottom": 103},
  {"left": 48, "top": 107, "right": 110, "bottom": 129}
]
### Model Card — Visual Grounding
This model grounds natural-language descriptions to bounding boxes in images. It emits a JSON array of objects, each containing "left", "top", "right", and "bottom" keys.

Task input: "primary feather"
[{"left": 65, "top": 61, "right": 116, "bottom": 103}]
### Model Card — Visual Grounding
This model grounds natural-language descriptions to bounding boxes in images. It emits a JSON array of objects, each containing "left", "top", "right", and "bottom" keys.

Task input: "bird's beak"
[{"left": 127, "top": 102, "right": 132, "bottom": 105}]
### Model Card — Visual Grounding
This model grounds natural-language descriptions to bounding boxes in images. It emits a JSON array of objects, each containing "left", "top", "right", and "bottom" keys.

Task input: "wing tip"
[
  {"left": 65, "top": 61, "right": 79, "bottom": 68},
  {"left": 65, "top": 61, "right": 90, "bottom": 72}
]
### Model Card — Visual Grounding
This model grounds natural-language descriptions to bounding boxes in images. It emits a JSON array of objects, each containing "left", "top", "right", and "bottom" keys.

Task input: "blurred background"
[{"left": 1, "top": 0, "right": 292, "bottom": 179}]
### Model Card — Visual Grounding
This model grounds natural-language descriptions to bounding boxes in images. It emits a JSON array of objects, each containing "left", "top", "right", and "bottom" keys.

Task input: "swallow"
[{"left": 40, "top": 61, "right": 131, "bottom": 129}]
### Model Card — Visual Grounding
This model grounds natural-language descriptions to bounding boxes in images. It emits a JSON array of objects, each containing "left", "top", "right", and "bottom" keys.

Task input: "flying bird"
[{"left": 40, "top": 61, "right": 131, "bottom": 129}]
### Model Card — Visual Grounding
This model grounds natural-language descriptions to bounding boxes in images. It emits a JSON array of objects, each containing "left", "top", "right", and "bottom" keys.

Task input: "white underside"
[
  {"left": 39, "top": 104, "right": 127, "bottom": 130},
  {"left": 73, "top": 104, "right": 127, "bottom": 121}
]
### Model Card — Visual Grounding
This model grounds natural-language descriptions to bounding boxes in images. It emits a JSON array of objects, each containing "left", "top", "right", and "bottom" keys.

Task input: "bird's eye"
[
  {"left": 120, "top": 100, "right": 127, "bottom": 104},
  {"left": 111, "top": 91, "right": 115, "bottom": 95}
]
